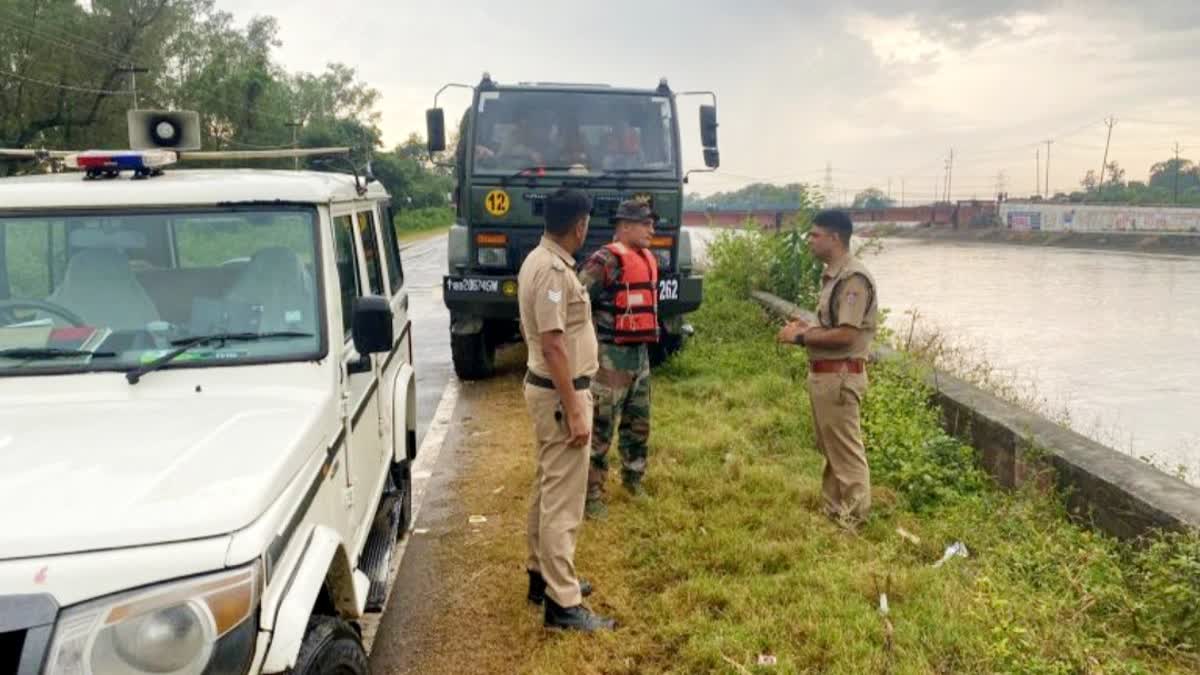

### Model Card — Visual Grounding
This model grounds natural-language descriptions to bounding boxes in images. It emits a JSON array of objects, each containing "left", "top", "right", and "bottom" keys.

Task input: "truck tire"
[
  {"left": 649, "top": 332, "right": 684, "bottom": 369},
  {"left": 451, "top": 330, "right": 495, "bottom": 380},
  {"left": 289, "top": 616, "right": 368, "bottom": 675}
]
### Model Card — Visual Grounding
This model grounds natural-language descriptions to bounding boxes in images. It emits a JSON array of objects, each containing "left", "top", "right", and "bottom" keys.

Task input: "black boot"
[
  {"left": 544, "top": 597, "right": 616, "bottom": 632},
  {"left": 527, "top": 570, "right": 592, "bottom": 604}
]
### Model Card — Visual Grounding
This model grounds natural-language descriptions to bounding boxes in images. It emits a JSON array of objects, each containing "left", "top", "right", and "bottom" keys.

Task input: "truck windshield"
[
  {"left": 471, "top": 90, "right": 676, "bottom": 176},
  {"left": 0, "top": 207, "right": 322, "bottom": 376}
]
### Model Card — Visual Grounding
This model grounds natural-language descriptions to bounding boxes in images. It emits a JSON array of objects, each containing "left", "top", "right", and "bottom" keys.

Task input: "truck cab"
[
  {"left": 0, "top": 150, "right": 418, "bottom": 674},
  {"left": 428, "top": 74, "right": 719, "bottom": 379}
]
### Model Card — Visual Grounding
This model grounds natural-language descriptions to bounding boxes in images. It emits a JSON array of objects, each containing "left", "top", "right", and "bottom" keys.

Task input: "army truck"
[{"left": 426, "top": 74, "right": 719, "bottom": 380}]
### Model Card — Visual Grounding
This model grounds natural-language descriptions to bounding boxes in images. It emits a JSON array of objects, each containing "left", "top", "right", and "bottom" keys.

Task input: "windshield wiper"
[
  {"left": 125, "top": 331, "right": 313, "bottom": 385},
  {"left": 0, "top": 347, "right": 117, "bottom": 360}
]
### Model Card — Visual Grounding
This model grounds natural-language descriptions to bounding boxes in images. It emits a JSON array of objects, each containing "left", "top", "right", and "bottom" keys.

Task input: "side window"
[
  {"left": 379, "top": 203, "right": 404, "bottom": 293},
  {"left": 332, "top": 215, "right": 359, "bottom": 338},
  {"left": 355, "top": 211, "right": 384, "bottom": 296}
]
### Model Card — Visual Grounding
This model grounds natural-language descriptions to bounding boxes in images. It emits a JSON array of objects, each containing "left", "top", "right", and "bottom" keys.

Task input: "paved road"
[
  {"left": 401, "top": 235, "right": 453, "bottom": 445},
  {"left": 371, "top": 234, "right": 463, "bottom": 673}
]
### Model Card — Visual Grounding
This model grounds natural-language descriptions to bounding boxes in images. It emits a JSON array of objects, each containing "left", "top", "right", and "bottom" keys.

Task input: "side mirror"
[
  {"left": 426, "top": 108, "right": 446, "bottom": 154},
  {"left": 703, "top": 148, "right": 720, "bottom": 169},
  {"left": 699, "top": 105, "right": 719, "bottom": 149},
  {"left": 352, "top": 296, "right": 394, "bottom": 355}
]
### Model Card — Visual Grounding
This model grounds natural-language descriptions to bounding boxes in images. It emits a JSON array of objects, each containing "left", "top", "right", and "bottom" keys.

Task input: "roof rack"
[{"left": 0, "top": 146, "right": 352, "bottom": 179}]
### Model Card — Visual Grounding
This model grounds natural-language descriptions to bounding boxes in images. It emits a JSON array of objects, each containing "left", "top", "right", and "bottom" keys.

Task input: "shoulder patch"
[{"left": 547, "top": 289, "right": 562, "bottom": 303}]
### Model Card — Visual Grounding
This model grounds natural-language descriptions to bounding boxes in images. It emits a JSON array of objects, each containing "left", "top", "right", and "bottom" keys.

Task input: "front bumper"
[{"left": 443, "top": 274, "right": 703, "bottom": 321}]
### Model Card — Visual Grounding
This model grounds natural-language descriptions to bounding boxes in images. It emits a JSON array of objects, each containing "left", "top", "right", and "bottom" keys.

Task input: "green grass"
[
  {"left": 394, "top": 206, "right": 452, "bottom": 243},
  {"left": 525, "top": 272, "right": 1200, "bottom": 673}
]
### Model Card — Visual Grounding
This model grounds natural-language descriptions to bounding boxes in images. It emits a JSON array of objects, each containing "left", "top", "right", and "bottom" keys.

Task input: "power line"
[
  {"left": 0, "top": 69, "right": 130, "bottom": 96},
  {"left": 0, "top": 7, "right": 133, "bottom": 62},
  {"left": 0, "top": 14, "right": 130, "bottom": 67}
]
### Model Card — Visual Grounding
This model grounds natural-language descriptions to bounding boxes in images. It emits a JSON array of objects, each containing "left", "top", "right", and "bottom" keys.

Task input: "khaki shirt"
[
  {"left": 518, "top": 236, "right": 599, "bottom": 379},
  {"left": 810, "top": 254, "right": 878, "bottom": 361}
]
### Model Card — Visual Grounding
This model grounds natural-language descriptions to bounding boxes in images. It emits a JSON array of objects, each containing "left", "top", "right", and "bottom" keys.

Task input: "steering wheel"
[{"left": 0, "top": 299, "right": 87, "bottom": 327}]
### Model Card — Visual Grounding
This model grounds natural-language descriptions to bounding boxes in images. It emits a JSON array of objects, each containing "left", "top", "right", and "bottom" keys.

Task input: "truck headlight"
[
  {"left": 45, "top": 563, "right": 260, "bottom": 675},
  {"left": 477, "top": 246, "right": 508, "bottom": 267}
]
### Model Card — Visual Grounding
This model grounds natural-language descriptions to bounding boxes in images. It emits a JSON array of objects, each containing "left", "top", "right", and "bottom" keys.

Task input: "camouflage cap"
[{"left": 612, "top": 199, "right": 658, "bottom": 224}]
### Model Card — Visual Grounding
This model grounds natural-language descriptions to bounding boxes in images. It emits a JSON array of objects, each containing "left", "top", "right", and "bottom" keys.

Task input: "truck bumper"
[{"left": 443, "top": 274, "right": 703, "bottom": 323}]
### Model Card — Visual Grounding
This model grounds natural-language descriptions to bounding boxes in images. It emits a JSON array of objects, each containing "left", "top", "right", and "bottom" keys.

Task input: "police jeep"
[
  {"left": 425, "top": 73, "right": 719, "bottom": 379},
  {"left": 0, "top": 111, "right": 418, "bottom": 674}
]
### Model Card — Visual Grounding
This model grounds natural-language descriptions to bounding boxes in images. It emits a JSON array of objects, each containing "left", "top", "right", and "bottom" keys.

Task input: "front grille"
[{"left": 0, "top": 630, "right": 26, "bottom": 675}]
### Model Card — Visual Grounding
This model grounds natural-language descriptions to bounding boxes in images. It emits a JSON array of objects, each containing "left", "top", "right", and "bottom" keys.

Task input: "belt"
[
  {"left": 525, "top": 372, "right": 592, "bottom": 391},
  {"left": 809, "top": 358, "right": 866, "bottom": 374}
]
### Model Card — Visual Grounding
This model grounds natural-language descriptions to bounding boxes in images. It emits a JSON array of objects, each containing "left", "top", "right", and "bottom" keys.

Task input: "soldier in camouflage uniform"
[{"left": 578, "top": 200, "right": 660, "bottom": 519}]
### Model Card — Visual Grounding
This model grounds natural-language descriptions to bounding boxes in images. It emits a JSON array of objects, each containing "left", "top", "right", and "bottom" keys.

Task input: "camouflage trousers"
[{"left": 588, "top": 343, "right": 652, "bottom": 499}]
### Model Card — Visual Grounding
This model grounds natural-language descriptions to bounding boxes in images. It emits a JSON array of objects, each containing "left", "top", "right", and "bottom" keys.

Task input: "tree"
[
  {"left": 852, "top": 187, "right": 894, "bottom": 209},
  {"left": 683, "top": 182, "right": 812, "bottom": 211},
  {"left": 1104, "top": 161, "right": 1126, "bottom": 188},
  {"left": 1149, "top": 157, "right": 1200, "bottom": 197},
  {"left": 1080, "top": 170, "right": 1098, "bottom": 192}
]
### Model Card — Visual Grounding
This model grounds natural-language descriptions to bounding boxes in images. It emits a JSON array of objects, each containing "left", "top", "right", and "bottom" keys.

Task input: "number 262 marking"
[{"left": 658, "top": 279, "right": 679, "bottom": 301}]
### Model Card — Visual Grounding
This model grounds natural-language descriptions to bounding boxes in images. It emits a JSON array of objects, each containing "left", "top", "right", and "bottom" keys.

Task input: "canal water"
[{"left": 870, "top": 239, "right": 1200, "bottom": 480}]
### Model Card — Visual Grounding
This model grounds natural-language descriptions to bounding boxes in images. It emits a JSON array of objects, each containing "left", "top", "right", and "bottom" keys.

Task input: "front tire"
[
  {"left": 649, "top": 332, "right": 684, "bottom": 368},
  {"left": 451, "top": 330, "right": 495, "bottom": 380},
  {"left": 290, "top": 616, "right": 368, "bottom": 675}
]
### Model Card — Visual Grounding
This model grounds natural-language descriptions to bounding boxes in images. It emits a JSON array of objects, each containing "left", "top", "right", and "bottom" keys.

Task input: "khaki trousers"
[
  {"left": 807, "top": 371, "right": 871, "bottom": 521},
  {"left": 524, "top": 383, "right": 591, "bottom": 607}
]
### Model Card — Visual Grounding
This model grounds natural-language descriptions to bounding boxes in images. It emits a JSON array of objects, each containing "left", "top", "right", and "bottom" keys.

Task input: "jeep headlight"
[{"left": 44, "top": 563, "right": 260, "bottom": 675}]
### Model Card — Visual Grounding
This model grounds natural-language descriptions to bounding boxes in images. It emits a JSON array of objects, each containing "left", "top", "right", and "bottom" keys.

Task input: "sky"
[{"left": 219, "top": 0, "right": 1200, "bottom": 203}]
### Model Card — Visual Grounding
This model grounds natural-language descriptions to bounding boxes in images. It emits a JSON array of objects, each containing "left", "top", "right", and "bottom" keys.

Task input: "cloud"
[{"left": 215, "top": 0, "right": 1200, "bottom": 197}]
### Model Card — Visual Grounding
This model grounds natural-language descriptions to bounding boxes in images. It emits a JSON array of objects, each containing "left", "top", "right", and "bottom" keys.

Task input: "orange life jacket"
[{"left": 599, "top": 242, "right": 659, "bottom": 344}]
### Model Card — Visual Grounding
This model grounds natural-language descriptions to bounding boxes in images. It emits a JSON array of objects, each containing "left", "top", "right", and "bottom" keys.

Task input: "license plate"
[{"left": 446, "top": 277, "right": 500, "bottom": 293}]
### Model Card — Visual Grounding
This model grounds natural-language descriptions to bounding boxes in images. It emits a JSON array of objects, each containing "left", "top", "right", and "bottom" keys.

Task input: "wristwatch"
[{"left": 793, "top": 330, "right": 806, "bottom": 346}]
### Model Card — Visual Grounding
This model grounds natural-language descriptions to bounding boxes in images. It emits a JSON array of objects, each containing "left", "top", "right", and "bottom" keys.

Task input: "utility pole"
[
  {"left": 285, "top": 120, "right": 303, "bottom": 170},
  {"left": 118, "top": 65, "right": 149, "bottom": 110},
  {"left": 947, "top": 148, "right": 955, "bottom": 203},
  {"left": 1036, "top": 146, "right": 1041, "bottom": 197},
  {"left": 1173, "top": 141, "right": 1184, "bottom": 204},
  {"left": 995, "top": 170, "right": 1007, "bottom": 200},
  {"left": 1098, "top": 116, "right": 1116, "bottom": 194},
  {"left": 1043, "top": 140, "right": 1054, "bottom": 197}
]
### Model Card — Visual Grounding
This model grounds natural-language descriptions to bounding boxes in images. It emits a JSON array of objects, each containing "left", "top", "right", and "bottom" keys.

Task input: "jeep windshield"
[
  {"left": 471, "top": 90, "right": 677, "bottom": 177},
  {"left": 0, "top": 206, "right": 323, "bottom": 376}
]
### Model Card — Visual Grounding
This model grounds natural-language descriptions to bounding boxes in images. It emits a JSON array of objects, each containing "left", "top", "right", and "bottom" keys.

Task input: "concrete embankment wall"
[
  {"left": 1000, "top": 202, "right": 1200, "bottom": 233},
  {"left": 752, "top": 290, "right": 1200, "bottom": 539}
]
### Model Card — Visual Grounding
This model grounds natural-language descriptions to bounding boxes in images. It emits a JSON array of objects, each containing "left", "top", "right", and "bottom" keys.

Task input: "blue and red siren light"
[{"left": 65, "top": 149, "right": 177, "bottom": 174}]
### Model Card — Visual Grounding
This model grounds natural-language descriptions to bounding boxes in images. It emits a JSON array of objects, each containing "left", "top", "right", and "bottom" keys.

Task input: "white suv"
[{"left": 0, "top": 164, "right": 417, "bottom": 674}]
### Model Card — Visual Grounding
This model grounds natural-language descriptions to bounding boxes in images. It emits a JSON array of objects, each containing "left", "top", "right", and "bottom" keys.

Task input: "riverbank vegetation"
[{"left": 415, "top": 221, "right": 1199, "bottom": 673}]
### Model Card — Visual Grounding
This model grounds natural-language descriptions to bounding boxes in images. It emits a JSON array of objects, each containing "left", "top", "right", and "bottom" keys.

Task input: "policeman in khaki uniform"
[
  {"left": 777, "top": 210, "right": 878, "bottom": 526},
  {"left": 518, "top": 187, "right": 616, "bottom": 632}
]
